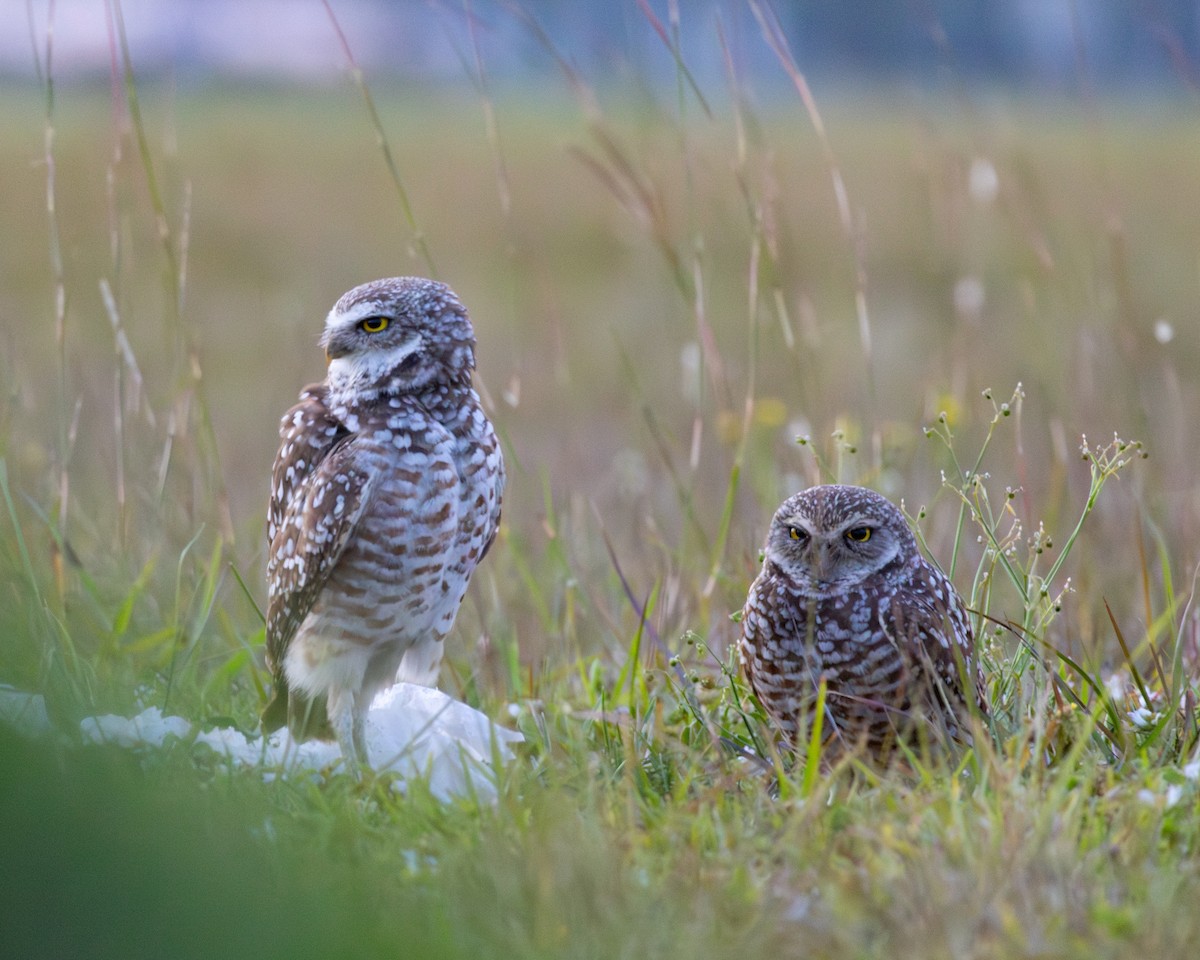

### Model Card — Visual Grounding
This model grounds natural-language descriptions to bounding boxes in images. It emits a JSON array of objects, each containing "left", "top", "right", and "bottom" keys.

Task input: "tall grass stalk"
[
  {"left": 108, "top": 0, "right": 233, "bottom": 542},
  {"left": 749, "top": 0, "right": 877, "bottom": 461},
  {"left": 321, "top": 0, "right": 438, "bottom": 276}
]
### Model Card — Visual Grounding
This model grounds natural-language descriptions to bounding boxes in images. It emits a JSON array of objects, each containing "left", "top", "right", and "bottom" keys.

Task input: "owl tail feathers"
[
  {"left": 260, "top": 681, "right": 333, "bottom": 743},
  {"left": 260, "top": 687, "right": 289, "bottom": 734}
]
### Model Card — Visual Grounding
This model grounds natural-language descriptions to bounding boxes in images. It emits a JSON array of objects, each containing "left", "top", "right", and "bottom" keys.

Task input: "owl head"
[
  {"left": 321, "top": 277, "right": 477, "bottom": 399},
  {"left": 764, "top": 484, "right": 917, "bottom": 590}
]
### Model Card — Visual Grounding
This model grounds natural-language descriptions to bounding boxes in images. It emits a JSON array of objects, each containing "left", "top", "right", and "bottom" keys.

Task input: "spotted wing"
[
  {"left": 737, "top": 569, "right": 811, "bottom": 740},
  {"left": 265, "top": 386, "right": 373, "bottom": 680},
  {"left": 883, "top": 563, "right": 988, "bottom": 727},
  {"left": 737, "top": 577, "right": 771, "bottom": 699}
]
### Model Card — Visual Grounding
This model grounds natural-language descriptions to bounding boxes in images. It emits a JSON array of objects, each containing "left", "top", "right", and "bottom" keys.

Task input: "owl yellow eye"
[
  {"left": 788, "top": 526, "right": 806, "bottom": 541},
  {"left": 846, "top": 526, "right": 872, "bottom": 543},
  {"left": 359, "top": 316, "right": 390, "bottom": 333}
]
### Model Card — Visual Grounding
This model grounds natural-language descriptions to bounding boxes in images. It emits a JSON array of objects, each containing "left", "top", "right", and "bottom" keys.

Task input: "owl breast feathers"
[
  {"left": 263, "top": 277, "right": 504, "bottom": 767},
  {"left": 739, "top": 484, "right": 988, "bottom": 760}
]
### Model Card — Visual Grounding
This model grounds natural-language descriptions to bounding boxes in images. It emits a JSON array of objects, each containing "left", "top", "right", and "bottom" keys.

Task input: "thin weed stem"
[
  {"left": 749, "top": 0, "right": 876, "bottom": 462},
  {"left": 322, "top": 0, "right": 438, "bottom": 276},
  {"left": 34, "top": 0, "right": 73, "bottom": 596},
  {"left": 107, "top": 0, "right": 234, "bottom": 543}
]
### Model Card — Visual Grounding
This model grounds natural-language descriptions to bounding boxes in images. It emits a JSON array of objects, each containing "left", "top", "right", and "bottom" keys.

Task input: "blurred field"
[
  {"left": 1, "top": 48, "right": 1199, "bottom": 959},
  {"left": 3, "top": 83, "right": 1197, "bottom": 670}
]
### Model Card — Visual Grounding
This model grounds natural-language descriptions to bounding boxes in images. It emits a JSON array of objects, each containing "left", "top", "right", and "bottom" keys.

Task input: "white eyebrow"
[{"left": 325, "top": 300, "right": 393, "bottom": 330}]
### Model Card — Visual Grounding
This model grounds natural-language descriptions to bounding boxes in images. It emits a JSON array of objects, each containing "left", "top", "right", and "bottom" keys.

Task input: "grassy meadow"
[{"left": 1, "top": 16, "right": 1200, "bottom": 959}]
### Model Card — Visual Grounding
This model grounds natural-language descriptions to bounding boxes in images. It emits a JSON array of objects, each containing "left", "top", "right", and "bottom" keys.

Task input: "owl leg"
[
  {"left": 327, "top": 687, "right": 369, "bottom": 772},
  {"left": 395, "top": 635, "right": 445, "bottom": 687},
  {"left": 351, "top": 701, "right": 369, "bottom": 765}
]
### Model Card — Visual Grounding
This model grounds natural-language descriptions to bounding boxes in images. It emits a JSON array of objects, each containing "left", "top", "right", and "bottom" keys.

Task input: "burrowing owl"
[
  {"left": 262, "top": 277, "right": 504, "bottom": 767},
  {"left": 739, "top": 484, "right": 987, "bottom": 760}
]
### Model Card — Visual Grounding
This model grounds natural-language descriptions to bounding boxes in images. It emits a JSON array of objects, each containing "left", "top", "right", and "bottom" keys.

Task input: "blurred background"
[
  {"left": 7, "top": 1, "right": 1200, "bottom": 88},
  {"left": 0, "top": 0, "right": 1197, "bottom": 719}
]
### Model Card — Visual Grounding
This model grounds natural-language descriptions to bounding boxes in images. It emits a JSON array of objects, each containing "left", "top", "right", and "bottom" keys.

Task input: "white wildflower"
[
  {"left": 953, "top": 276, "right": 985, "bottom": 318},
  {"left": 968, "top": 157, "right": 999, "bottom": 205},
  {"left": 1127, "top": 707, "right": 1160, "bottom": 730}
]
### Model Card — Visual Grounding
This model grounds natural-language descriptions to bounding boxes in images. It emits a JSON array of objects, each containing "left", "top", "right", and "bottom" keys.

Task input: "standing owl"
[
  {"left": 739, "top": 484, "right": 987, "bottom": 761},
  {"left": 262, "top": 277, "right": 505, "bottom": 768}
]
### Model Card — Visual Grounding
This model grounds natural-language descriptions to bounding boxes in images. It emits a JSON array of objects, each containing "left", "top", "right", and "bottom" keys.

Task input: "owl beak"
[
  {"left": 322, "top": 331, "right": 352, "bottom": 363},
  {"left": 812, "top": 541, "right": 833, "bottom": 581}
]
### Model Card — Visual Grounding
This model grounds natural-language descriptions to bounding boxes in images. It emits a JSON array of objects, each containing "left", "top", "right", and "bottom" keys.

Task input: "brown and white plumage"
[
  {"left": 262, "top": 277, "right": 504, "bottom": 767},
  {"left": 739, "top": 484, "right": 987, "bottom": 761}
]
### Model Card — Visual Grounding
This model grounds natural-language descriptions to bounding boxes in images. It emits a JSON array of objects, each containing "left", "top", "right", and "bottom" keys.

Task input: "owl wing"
[
  {"left": 471, "top": 444, "right": 505, "bottom": 565},
  {"left": 736, "top": 574, "right": 770, "bottom": 694},
  {"left": 737, "top": 570, "right": 796, "bottom": 711},
  {"left": 264, "top": 386, "right": 372, "bottom": 680},
  {"left": 883, "top": 565, "right": 988, "bottom": 723}
]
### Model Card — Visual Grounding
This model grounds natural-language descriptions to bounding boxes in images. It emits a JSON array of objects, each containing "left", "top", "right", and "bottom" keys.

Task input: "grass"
[{"left": 2, "top": 5, "right": 1200, "bottom": 958}]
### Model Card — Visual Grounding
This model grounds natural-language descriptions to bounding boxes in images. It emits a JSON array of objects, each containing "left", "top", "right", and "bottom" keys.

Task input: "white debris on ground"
[
  {"left": 0, "top": 685, "right": 52, "bottom": 739},
  {"left": 82, "top": 708, "right": 191, "bottom": 747},
  {"left": 73, "top": 682, "right": 522, "bottom": 802}
]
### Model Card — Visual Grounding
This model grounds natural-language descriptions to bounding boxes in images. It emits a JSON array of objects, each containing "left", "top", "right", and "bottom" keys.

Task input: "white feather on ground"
[{"left": 73, "top": 683, "right": 522, "bottom": 802}]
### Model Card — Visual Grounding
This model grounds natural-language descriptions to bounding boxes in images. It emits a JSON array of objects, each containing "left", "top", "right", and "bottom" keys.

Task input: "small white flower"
[
  {"left": 1183, "top": 761, "right": 1200, "bottom": 782},
  {"left": 1127, "top": 707, "right": 1159, "bottom": 730},
  {"left": 1103, "top": 672, "right": 1127, "bottom": 702},
  {"left": 968, "top": 157, "right": 999, "bottom": 205},
  {"left": 953, "top": 276, "right": 986, "bottom": 317},
  {"left": 679, "top": 341, "right": 702, "bottom": 405}
]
